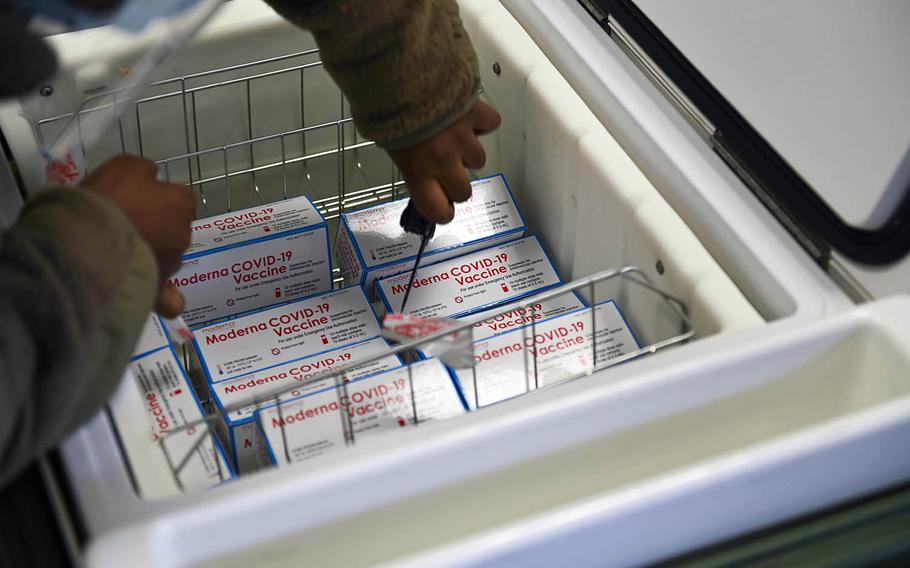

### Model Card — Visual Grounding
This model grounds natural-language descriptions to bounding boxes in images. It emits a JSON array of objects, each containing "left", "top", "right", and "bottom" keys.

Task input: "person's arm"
[
  {"left": 265, "top": 0, "right": 501, "bottom": 223},
  {"left": 0, "top": 190, "right": 155, "bottom": 486},
  {"left": 0, "top": 156, "right": 193, "bottom": 487}
]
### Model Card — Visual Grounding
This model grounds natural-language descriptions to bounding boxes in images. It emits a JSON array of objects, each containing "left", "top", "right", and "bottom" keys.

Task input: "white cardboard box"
[
  {"left": 209, "top": 337, "right": 404, "bottom": 473},
  {"left": 466, "top": 292, "right": 587, "bottom": 342},
  {"left": 170, "top": 196, "right": 332, "bottom": 326},
  {"left": 109, "top": 346, "right": 233, "bottom": 499},
  {"left": 414, "top": 292, "right": 588, "bottom": 361},
  {"left": 454, "top": 301, "right": 640, "bottom": 409},
  {"left": 258, "top": 358, "right": 466, "bottom": 466},
  {"left": 193, "top": 287, "right": 382, "bottom": 383},
  {"left": 376, "top": 235, "right": 562, "bottom": 319},
  {"left": 131, "top": 313, "right": 170, "bottom": 360},
  {"left": 335, "top": 174, "right": 525, "bottom": 295}
]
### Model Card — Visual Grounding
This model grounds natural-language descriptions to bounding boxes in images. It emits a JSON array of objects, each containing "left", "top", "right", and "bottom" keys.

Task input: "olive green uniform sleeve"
[
  {"left": 0, "top": 189, "right": 157, "bottom": 487},
  {"left": 265, "top": 0, "right": 481, "bottom": 149}
]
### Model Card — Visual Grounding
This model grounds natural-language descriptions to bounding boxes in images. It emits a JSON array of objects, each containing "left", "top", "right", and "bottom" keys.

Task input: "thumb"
[
  {"left": 154, "top": 282, "right": 186, "bottom": 319},
  {"left": 470, "top": 101, "right": 502, "bottom": 136}
]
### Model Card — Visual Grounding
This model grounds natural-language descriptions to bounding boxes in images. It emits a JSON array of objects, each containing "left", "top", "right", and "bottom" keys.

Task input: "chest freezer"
[{"left": 1, "top": 0, "right": 910, "bottom": 566}]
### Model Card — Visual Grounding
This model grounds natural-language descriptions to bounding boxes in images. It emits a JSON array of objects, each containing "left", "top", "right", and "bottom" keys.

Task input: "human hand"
[
  {"left": 81, "top": 155, "right": 195, "bottom": 318},
  {"left": 389, "top": 100, "right": 501, "bottom": 223}
]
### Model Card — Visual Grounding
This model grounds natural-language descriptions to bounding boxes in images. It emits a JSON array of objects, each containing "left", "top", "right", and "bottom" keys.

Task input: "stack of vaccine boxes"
[
  {"left": 228, "top": 175, "right": 542, "bottom": 468},
  {"left": 109, "top": 314, "right": 234, "bottom": 498},
  {"left": 453, "top": 301, "right": 641, "bottom": 409},
  {"left": 194, "top": 286, "right": 393, "bottom": 472},
  {"left": 112, "top": 172, "right": 641, "bottom": 482},
  {"left": 335, "top": 174, "right": 527, "bottom": 296},
  {"left": 373, "top": 235, "right": 640, "bottom": 408},
  {"left": 109, "top": 194, "right": 334, "bottom": 489},
  {"left": 193, "top": 284, "right": 470, "bottom": 472},
  {"left": 359, "top": 179, "right": 640, "bottom": 411}
]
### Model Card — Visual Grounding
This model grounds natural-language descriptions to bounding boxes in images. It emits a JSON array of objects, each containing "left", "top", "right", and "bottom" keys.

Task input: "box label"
[
  {"left": 171, "top": 228, "right": 331, "bottom": 326},
  {"left": 194, "top": 287, "right": 382, "bottom": 382},
  {"left": 455, "top": 301, "right": 639, "bottom": 408},
  {"left": 128, "top": 348, "right": 231, "bottom": 489},
  {"left": 377, "top": 236, "right": 561, "bottom": 318},
  {"left": 468, "top": 293, "right": 586, "bottom": 342},
  {"left": 212, "top": 337, "right": 403, "bottom": 425},
  {"left": 259, "top": 358, "right": 465, "bottom": 465},
  {"left": 186, "top": 196, "right": 324, "bottom": 255}
]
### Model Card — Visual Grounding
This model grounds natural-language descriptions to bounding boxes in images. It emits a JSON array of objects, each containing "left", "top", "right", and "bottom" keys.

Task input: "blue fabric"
[{"left": 4, "top": 0, "right": 201, "bottom": 31}]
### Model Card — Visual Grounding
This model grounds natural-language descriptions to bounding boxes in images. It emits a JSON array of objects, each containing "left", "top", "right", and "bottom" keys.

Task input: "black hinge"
[{"left": 576, "top": 0, "right": 610, "bottom": 32}]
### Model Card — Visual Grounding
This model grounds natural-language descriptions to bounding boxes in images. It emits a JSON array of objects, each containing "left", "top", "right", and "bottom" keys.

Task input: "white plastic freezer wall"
[
  {"left": 99, "top": 295, "right": 910, "bottom": 568},
  {"left": 10, "top": 0, "right": 906, "bottom": 565}
]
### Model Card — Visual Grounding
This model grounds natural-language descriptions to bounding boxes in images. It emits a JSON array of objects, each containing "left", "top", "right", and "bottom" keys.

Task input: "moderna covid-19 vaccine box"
[
  {"left": 257, "top": 358, "right": 466, "bottom": 466},
  {"left": 454, "top": 300, "right": 640, "bottom": 409},
  {"left": 109, "top": 345, "right": 234, "bottom": 498},
  {"left": 169, "top": 196, "right": 332, "bottom": 326},
  {"left": 465, "top": 292, "right": 586, "bottom": 342},
  {"left": 193, "top": 286, "right": 383, "bottom": 383},
  {"left": 209, "top": 336, "right": 403, "bottom": 473},
  {"left": 335, "top": 174, "right": 525, "bottom": 295},
  {"left": 414, "top": 292, "right": 588, "bottom": 360},
  {"left": 376, "top": 235, "right": 562, "bottom": 319}
]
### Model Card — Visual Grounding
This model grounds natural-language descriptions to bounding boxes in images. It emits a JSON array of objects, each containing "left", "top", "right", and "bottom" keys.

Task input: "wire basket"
[{"left": 32, "top": 48, "right": 694, "bottom": 489}]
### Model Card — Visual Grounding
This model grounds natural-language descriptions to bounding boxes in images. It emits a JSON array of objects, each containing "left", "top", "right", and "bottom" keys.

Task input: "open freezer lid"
[{"left": 591, "top": 0, "right": 910, "bottom": 267}]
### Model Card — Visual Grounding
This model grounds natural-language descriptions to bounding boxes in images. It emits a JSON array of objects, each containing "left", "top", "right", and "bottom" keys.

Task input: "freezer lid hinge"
[
  {"left": 712, "top": 132, "right": 871, "bottom": 303},
  {"left": 711, "top": 131, "right": 828, "bottom": 264},
  {"left": 577, "top": 0, "right": 610, "bottom": 31},
  {"left": 604, "top": 17, "right": 715, "bottom": 143},
  {"left": 827, "top": 258, "right": 875, "bottom": 303}
]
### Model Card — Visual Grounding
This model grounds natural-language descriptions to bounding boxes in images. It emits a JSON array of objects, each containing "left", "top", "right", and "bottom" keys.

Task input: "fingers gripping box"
[
  {"left": 209, "top": 337, "right": 404, "bottom": 473},
  {"left": 455, "top": 301, "right": 640, "bottom": 409},
  {"left": 335, "top": 174, "right": 526, "bottom": 294},
  {"left": 376, "top": 236, "right": 562, "bottom": 319},
  {"left": 258, "top": 358, "right": 466, "bottom": 466},
  {"left": 170, "top": 196, "right": 332, "bottom": 326},
  {"left": 193, "top": 287, "right": 382, "bottom": 383},
  {"left": 109, "top": 346, "right": 233, "bottom": 498}
]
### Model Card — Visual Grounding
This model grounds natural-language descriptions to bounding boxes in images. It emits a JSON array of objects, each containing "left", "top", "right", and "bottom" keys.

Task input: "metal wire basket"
[{"left": 33, "top": 48, "right": 694, "bottom": 490}]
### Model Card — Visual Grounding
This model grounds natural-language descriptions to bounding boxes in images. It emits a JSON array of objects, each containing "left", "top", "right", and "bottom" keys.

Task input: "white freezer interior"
[
  {"left": 186, "top": 298, "right": 910, "bottom": 568},
  {"left": 86, "top": 296, "right": 910, "bottom": 568},
  {"left": 4, "top": 0, "right": 909, "bottom": 566}
]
